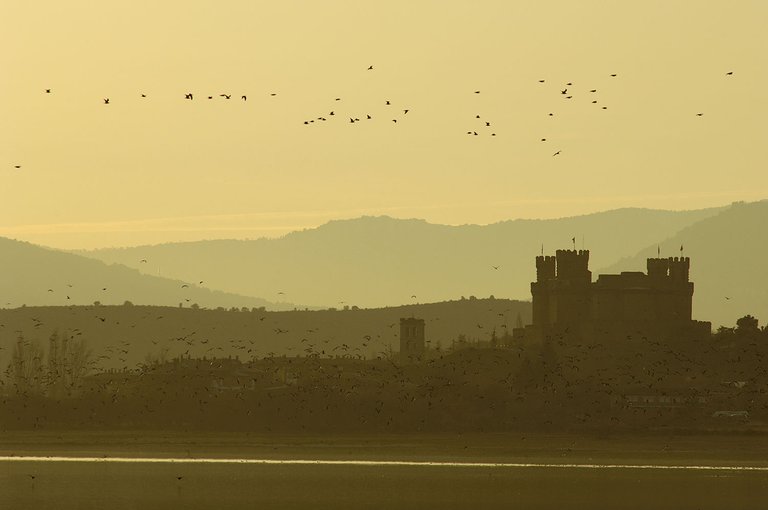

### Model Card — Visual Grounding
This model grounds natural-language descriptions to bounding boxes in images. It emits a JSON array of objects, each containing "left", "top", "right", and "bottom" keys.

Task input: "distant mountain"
[
  {"left": 0, "top": 237, "right": 297, "bottom": 310},
  {"left": 599, "top": 200, "right": 768, "bottom": 328},
  {"left": 79, "top": 206, "right": 724, "bottom": 309}
]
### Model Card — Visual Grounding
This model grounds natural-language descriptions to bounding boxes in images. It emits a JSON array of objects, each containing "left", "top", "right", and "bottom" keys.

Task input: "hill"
[
  {"left": 599, "top": 200, "right": 768, "bottom": 327},
  {"left": 0, "top": 298, "right": 530, "bottom": 374},
  {"left": 79, "top": 206, "right": 724, "bottom": 308},
  {"left": 0, "top": 237, "right": 296, "bottom": 311}
]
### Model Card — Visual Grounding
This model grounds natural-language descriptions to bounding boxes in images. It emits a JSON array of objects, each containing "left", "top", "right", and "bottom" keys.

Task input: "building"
[
  {"left": 399, "top": 318, "right": 425, "bottom": 361},
  {"left": 515, "top": 249, "right": 710, "bottom": 343}
]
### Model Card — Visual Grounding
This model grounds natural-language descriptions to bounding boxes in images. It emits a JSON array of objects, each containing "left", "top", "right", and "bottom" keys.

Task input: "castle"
[{"left": 514, "top": 249, "right": 711, "bottom": 343}]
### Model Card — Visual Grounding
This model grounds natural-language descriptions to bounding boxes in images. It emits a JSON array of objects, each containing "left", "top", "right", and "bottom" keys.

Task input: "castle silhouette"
[{"left": 513, "top": 249, "right": 711, "bottom": 343}]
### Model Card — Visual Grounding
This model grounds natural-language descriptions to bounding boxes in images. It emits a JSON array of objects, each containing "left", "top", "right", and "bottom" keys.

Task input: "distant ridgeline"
[{"left": 514, "top": 249, "right": 711, "bottom": 344}]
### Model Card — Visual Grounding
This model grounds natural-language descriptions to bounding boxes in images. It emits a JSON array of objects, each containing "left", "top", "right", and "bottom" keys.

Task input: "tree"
[
  {"left": 47, "top": 331, "right": 92, "bottom": 396},
  {"left": 10, "top": 335, "right": 44, "bottom": 396},
  {"left": 736, "top": 315, "right": 760, "bottom": 337}
]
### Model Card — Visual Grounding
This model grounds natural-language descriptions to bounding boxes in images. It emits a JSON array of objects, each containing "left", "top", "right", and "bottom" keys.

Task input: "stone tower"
[{"left": 399, "top": 318, "right": 425, "bottom": 361}]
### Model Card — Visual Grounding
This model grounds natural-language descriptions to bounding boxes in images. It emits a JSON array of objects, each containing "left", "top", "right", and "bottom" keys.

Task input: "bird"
[
  {"left": 385, "top": 100, "right": 391, "bottom": 105},
  {"left": 220, "top": 94, "right": 231, "bottom": 99},
  {"left": 610, "top": 73, "right": 617, "bottom": 77},
  {"left": 185, "top": 93, "right": 193, "bottom": 100},
  {"left": 491, "top": 265, "right": 500, "bottom": 270},
  {"left": 485, "top": 122, "right": 490, "bottom": 127},
  {"left": 140, "top": 259, "right": 147, "bottom": 263},
  {"left": 45, "top": 89, "right": 51, "bottom": 94},
  {"left": 14, "top": 165, "right": 21, "bottom": 169},
  {"left": 696, "top": 113, "right": 703, "bottom": 116},
  {"left": 561, "top": 88, "right": 567, "bottom": 94},
  {"left": 335, "top": 98, "right": 341, "bottom": 101},
  {"left": 403, "top": 109, "right": 409, "bottom": 114},
  {"left": 541, "top": 138, "right": 546, "bottom": 142},
  {"left": 552, "top": 150, "right": 561, "bottom": 156},
  {"left": 411, "top": 295, "right": 417, "bottom": 299},
  {"left": 103, "top": 98, "right": 110, "bottom": 104},
  {"left": 241, "top": 95, "right": 247, "bottom": 101},
  {"left": 141, "top": 93, "right": 147, "bottom": 97},
  {"left": 474, "top": 91, "right": 480, "bottom": 94},
  {"left": 590, "top": 89, "right": 597, "bottom": 93},
  {"left": 726, "top": 71, "right": 733, "bottom": 76},
  {"left": 538, "top": 80, "right": 545, "bottom": 83},
  {"left": 368, "top": 65, "right": 374, "bottom": 70},
  {"left": 181, "top": 284, "right": 189, "bottom": 288}
]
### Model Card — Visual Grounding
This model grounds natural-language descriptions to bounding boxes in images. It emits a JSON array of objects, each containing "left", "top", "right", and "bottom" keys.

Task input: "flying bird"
[
  {"left": 241, "top": 95, "right": 247, "bottom": 101},
  {"left": 103, "top": 98, "right": 110, "bottom": 104},
  {"left": 185, "top": 93, "right": 193, "bottom": 100},
  {"left": 220, "top": 94, "right": 231, "bottom": 99},
  {"left": 726, "top": 71, "right": 733, "bottom": 75},
  {"left": 45, "top": 89, "right": 51, "bottom": 94},
  {"left": 368, "top": 65, "right": 374, "bottom": 70},
  {"left": 552, "top": 150, "right": 561, "bottom": 156}
]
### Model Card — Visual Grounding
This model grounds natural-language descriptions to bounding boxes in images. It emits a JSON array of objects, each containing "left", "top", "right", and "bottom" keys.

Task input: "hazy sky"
[{"left": 2, "top": 1, "right": 766, "bottom": 249}]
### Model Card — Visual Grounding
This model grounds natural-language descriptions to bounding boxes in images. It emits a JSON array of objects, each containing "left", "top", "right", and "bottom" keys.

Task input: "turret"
[
  {"left": 555, "top": 249, "right": 591, "bottom": 282},
  {"left": 668, "top": 256, "right": 690, "bottom": 282},
  {"left": 535, "top": 255, "right": 556, "bottom": 281},
  {"left": 647, "top": 258, "right": 670, "bottom": 279}
]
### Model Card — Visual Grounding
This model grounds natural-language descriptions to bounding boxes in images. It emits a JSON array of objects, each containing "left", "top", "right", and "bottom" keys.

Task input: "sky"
[{"left": 2, "top": 1, "right": 766, "bottom": 249}]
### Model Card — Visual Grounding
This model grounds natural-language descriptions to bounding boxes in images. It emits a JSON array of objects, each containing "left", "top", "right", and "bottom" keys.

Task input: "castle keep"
[{"left": 518, "top": 250, "right": 710, "bottom": 342}]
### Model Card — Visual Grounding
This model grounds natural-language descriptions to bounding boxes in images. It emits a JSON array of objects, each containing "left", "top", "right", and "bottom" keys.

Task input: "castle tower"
[
  {"left": 647, "top": 258, "right": 670, "bottom": 279},
  {"left": 668, "top": 257, "right": 690, "bottom": 282},
  {"left": 536, "top": 255, "right": 556, "bottom": 282},
  {"left": 399, "top": 318, "right": 425, "bottom": 361},
  {"left": 555, "top": 249, "right": 591, "bottom": 282}
]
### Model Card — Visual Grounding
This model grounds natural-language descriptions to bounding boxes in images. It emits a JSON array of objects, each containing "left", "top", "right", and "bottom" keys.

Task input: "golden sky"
[{"left": 2, "top": 1, "right": 766, "bottom": 249}]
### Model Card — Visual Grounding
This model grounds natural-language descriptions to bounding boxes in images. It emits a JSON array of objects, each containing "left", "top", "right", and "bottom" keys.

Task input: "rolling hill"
[
  {"left": 79, "top": 206, "right": 724, "bottom": 309},
  {"left": 0, "top": 237, "right": 296, "bottom": 311}
]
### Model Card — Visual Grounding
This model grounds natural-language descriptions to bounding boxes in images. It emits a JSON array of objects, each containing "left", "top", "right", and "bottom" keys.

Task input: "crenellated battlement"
[
  {"left": 555, "top": 249, "right": 590, "bottom": 281},
  {"left": 535, "top": 255, "right": 556, "bottom": 281}
]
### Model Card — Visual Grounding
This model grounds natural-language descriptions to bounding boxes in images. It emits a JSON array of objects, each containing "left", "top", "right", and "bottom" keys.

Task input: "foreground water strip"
[{"left": 1, "top": 456, "right": 768, "bottom": 471}]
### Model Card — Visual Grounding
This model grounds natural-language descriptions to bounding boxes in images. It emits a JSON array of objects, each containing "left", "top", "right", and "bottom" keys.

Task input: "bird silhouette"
[
  {"left": 103, "top": 98, "right": 110, "bottom": 104},
  {"left": 552, "top": 150, "right": 561, "bottom": 156},
  {"left": 368, "top": 65, "right": 374, "bottom": 70},
  {"left": 45, "top": 89, "right": 51, "bottom": 94},
  {"left": 241, "top": 95, "right": 247, "bottom": 101},
  {"left": 185, "top": 93, "right": 193, "bottom": 100},
  {"left": 220, "top": 94, "right": 231, "bottom": 99},
  {"left": 726, "top": 71, "right": 733, "bottom": 75}
]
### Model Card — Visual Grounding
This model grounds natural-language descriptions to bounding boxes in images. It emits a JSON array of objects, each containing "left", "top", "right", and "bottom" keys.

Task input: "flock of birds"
[{"left": 6, "top": 66, "right": 738, "bottom": 170}]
